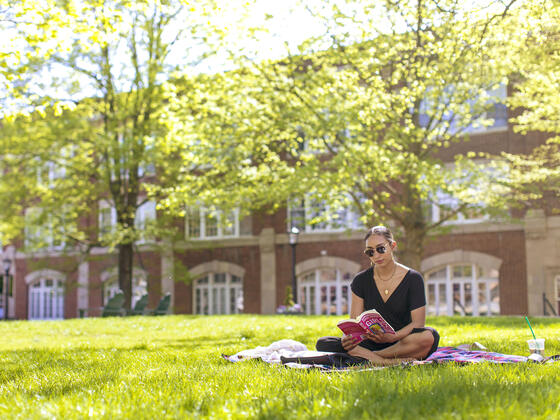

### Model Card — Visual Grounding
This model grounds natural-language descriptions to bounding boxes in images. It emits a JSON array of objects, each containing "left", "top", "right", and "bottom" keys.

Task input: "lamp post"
[
  {"left": 288, "top": 227, "right": 299, "bottom": 304},
  {"left": 2, "top": 258, "right": 11, "bottom": 321}
]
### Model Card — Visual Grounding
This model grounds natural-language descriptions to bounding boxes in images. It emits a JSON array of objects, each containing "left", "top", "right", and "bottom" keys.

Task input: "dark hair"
[{"left": 364, "top": 225, "right": 394, "bottom": 243}]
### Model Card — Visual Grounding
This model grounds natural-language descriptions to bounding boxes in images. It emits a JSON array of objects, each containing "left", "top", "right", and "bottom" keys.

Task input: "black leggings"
[{"left": 316, "top": 327, "right": 440, "bottom": 360}]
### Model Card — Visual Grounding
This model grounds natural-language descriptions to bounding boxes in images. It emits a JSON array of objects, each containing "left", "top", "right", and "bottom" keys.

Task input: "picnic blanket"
[{"left": 223, "top": 339, "right": 558, "bottom": 371}]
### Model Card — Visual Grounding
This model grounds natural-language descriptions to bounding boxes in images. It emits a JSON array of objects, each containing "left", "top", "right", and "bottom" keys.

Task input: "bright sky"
[{"left": 0, "top": 0, "right": 523, "bottom": 113}]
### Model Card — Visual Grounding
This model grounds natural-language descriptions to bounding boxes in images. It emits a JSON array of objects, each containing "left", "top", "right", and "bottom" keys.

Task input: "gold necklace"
[{"left": 375, "top": 263, "right": 397, "bottom": 295}]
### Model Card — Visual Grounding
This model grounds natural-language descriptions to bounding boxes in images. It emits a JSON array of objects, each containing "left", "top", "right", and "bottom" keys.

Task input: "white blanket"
[{"left": 223, "top": 339, "right": 330, "bottom": 364}]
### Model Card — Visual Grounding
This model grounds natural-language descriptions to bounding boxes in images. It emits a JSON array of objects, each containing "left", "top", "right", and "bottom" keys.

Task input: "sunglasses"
[{"left": 363, "top": 243, "right": 389, "bottom": 257}]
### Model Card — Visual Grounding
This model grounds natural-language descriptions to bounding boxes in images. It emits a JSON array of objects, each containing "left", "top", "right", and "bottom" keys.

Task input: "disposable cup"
[{"left": 527, "top": 338, "right": 545, "bottom": 356}]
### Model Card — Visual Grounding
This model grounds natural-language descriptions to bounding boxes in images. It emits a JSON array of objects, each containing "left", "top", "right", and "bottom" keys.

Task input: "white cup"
[{"left": 527, "top": 338, "right": 545, "bottom": 356}]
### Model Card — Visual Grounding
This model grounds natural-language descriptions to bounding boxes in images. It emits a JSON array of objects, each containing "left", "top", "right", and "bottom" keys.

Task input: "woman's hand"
[
  {"left": 341, "top": 334, "right": 360, "bottom": 351},
  {"left": 364, "top": 330, "right": 398, "bottom": 344}
]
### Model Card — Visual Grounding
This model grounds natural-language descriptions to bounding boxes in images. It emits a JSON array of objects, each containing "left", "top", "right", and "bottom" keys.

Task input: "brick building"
[{"left": 1, "top": 97, "right": 559, "bottom": 321}]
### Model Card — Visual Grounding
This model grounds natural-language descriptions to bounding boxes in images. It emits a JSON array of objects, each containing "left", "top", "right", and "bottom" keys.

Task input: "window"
[
  {"left": 480, "top": 84, "right": 507, "bottom": 131},
  {"left": 186, "top": 207, "right": 239, "bottom": 239},
  {"left": 299, "top": 268, "right": 353, "bottom": 315},
  {"left": 427, "top": 190, "right": 489, "bottom": 225},
  {"left": 103, "top": 273, "right": 147, "bottom": 308},
  {"left": 135, "top": 200, "right": 156, "bottom": 243},
  {"left": 193, "top": 273, "right": 243, "bottom": 315},
  {"left": 419, "top": 84, "right": 507, "bottom": 135},
  {"left": 426, "top": 263, "right": 499, "bottom": 316},
  {"left": 98, "top": 200, "right": 156, "bottom": 241},
  {"left": 99, "top": 201, "right": 117, "bottom": 237},
  {"left": 24, "top": 208, "right": 65, "bottom": 250},
  {"left": 288, "top": 197, "right": 362, "bottom": 233},
  {"left": 28, "top": 278, "right": 64, "bottom": 320}
]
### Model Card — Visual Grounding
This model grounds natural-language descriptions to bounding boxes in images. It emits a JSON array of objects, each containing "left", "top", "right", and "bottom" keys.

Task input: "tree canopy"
[
  {"left": 0, "top": 0, "right": 238, "bottom": 309},
  {"left": 162, "top": 0, "right": 519, "bottom": 267},
  {"left": 497, "top": 0, "right": 560, "bottom": 208}
]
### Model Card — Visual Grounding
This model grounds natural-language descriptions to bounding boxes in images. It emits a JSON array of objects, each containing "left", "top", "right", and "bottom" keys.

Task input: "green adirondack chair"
[
  {"left": 129, "top": 294, "right": 148, "bottom": 316},
  {"left": 152, "top": 293, "right": 171, "bottom": 316},
  {"left": 101, "top": 293, "right": 126, "bottom": 317}
]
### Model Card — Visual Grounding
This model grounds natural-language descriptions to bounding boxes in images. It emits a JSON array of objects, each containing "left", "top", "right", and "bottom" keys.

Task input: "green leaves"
[
  {"left": 495, "top": 1, "right": 560, "bottom": 206},
  {"left": 159, "top": 0, "right": 519, "bottom": 266}
]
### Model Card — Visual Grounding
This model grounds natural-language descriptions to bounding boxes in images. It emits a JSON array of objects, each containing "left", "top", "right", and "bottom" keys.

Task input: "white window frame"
[
  {"left": 24, "top": 208, "right": 65, "bottom": 250},
  {"left": 429, "top": 190, "right": 489, "bottom": 226},
  {"left": 98, "top": 200, "right": 117, "bottom": 238},
  {"left": 99, "top": 199, "right": 156, "bottom": 242},
  {"left": 426, "top": 263, "right": 499, "bottom": 316},
  {"left": 135, "top": 200, "right": 157, "bottom": 243},
  {"left": 468, "top": 83, "right": 508, "bottom": 134},
  {"left": 28, "top": 277, "right": 65, "bottom": 320},
  {"left": 287, "top": 196, "right": 362, "bottom": 233},
  {"left": 419, "top": 83, "right": 507, "bottom": 135},
  {"left": 298, "top": 268, "right": 352, "bottom": 316},
  {"left": 193, "top": 272, "right": 243, "bottom": 315},
  {"left": 185, "top": 207, "right": 240, "bottom": 240}
]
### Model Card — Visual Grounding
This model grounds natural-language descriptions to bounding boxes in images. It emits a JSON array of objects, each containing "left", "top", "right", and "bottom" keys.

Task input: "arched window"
[
  {"left": 425, "top": 263, "right": 500, "bottom": 316},
  {"left": 26, "top": 270, "right": 65, "bottom": 320},
  {"left": 295, "top": 256, "right": 360, "bottom": 316},
  {"left": 299, "top": 268, "right": 353, "bottom": 315},
  {"left": 193, "top": 273, "right": 243, "bottom": 315},
  {"left": 101, "top": 268, "right": 147, "bottom": 307}
]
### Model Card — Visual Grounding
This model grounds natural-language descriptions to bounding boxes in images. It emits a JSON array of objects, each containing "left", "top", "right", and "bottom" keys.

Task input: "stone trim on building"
[
  {"left": 295, "top": 256, "right": 360, "bottom": 277},
  {"left": 24, "top": 268, "right": 66, "bottom": 285},
  {"left": 189, "top": 260, "right": 246, "bottom": 279},
  {"left": 421, "top": 250, "right": 502, "bottom": 274}
]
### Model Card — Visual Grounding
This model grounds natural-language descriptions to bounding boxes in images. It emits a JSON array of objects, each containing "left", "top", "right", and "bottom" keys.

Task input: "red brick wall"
[
  {"left": 9, "top": 229, "right": 529, "bottom": 317},
  {"left": 253, "top": 207, "right": 289, "bottom": 235}
]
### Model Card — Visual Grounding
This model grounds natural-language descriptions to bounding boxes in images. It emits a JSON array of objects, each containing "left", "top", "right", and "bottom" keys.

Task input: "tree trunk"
[
  {"left": 397, "top": 226, "right": 425, "bottom": 273},
  {"left": 118, "top": 242, "right": 134, "bottom": 311}
]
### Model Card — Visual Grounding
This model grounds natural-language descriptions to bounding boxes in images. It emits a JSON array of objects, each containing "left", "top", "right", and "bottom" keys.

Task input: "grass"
[{"left": 0, "top": 315, "right": 559, "bottom": 419}]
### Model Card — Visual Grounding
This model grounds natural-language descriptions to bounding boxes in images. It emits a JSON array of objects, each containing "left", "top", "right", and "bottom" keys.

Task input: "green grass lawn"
[{"left": 0, "top": 315, "right": 559, "bottom": 419}]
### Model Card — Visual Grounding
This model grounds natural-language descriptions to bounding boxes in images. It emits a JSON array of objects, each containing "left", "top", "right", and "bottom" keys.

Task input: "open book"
[{"left": 337, "top": 309, "right": 396, "bottom": 342}]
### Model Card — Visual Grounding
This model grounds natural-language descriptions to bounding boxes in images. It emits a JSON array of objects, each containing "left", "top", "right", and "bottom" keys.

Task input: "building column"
[
  {"left": 161, "top": 239, "right": 175, "bottom": 312},
  {"left": 259, "top": 228, "right": 276, "bottom": 314},
  {"left": 5, "top": 246, "right": 15, "bottom": 319},
  {"left": 77, "top": 260, "right": 89, "bottom": 317},
  {"left": 524, "top": 210, "right": 555, "bottom": 316}
]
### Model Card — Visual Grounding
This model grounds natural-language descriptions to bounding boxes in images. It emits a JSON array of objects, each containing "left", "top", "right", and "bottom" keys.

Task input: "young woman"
[{"left": 316, "top": 225, "right": 439, "bottom": 366}]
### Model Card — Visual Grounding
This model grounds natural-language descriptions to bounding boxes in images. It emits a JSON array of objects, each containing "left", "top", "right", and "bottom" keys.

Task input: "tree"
[
  {"left": 0, "top": 0, "right": 230, "bottom": 310},
  {"left": 498, "top": 0, "right": 560, "bottom": 207},
  {"left": 163, "top": 0, "right": 520, "bottom": 268}
]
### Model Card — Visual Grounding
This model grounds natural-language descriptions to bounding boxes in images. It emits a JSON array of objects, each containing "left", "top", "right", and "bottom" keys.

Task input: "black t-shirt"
[{"left": 351, "top": 267, "right": 426, "bottom": 332}]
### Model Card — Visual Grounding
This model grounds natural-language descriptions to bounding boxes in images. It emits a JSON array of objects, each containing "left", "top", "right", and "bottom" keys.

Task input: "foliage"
[
  {"left": 497, "top": 0, "right": 560, "bottom": 208},
  {"left": 163, "top": 0, "right": 520, "bottom": 268},
  {"left": 0, "top": 315, "right": 559, "bottom": 419},
  {"left": 0, "top": 0, "right": 235, "bottom": 308}
]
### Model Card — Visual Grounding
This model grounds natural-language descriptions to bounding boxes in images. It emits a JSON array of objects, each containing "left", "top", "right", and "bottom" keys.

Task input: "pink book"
[{"left": 337, "top": 309, "right": 396, "bottom": 342}]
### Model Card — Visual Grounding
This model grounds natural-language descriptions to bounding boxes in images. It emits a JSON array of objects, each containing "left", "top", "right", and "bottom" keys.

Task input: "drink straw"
[{"left": 525, "top": 316, "right": 537, "bottom": 340}]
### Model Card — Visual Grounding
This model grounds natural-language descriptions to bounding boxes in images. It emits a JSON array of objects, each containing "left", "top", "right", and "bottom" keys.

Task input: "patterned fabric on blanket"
[{"left": 416, "top": 346, "right": 528, "bottom": 365}]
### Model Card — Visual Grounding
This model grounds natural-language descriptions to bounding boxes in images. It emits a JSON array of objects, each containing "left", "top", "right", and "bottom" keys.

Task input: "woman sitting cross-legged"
[{"left": 316, "top": 225, "right": 440, "bottom": 366}]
